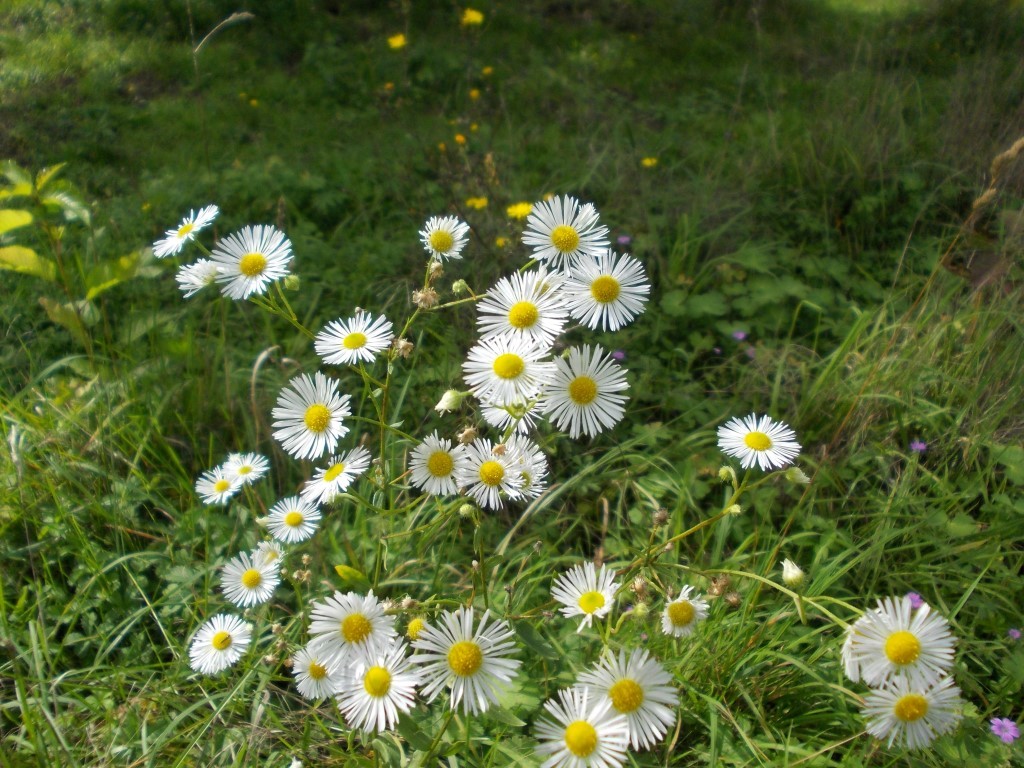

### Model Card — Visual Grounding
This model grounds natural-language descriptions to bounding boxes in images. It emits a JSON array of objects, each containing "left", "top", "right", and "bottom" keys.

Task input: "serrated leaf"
[
  {"left": 0, "top": 245, "right": 56, "bottom": 281},
  {"left": 0, "top": 209, "right": 33, "bottom": 236}
]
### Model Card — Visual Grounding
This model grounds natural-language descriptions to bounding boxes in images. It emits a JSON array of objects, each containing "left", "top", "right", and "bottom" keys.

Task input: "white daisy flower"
[
  {"left": 462, "top": 334, "right": 554, "bottom": 406},
  {"left": 862, "top": 676, "right": 962, "bottom": 750},
  {"left": 476, "top": 268, "right": 567, "bottom": 348},
  {"left": 578, "top": 648, "right": 679, "bottom": 751},
  {"left": 315, "top": 312, "right": 396, "bottom": 366},
  {"left": 211, "top": 224, "right": 293, "bottom": 300},
  {"left": 534, "top": 687, "right": 629, "bottom": 768},
  {"left": 408, "top": 432, "right": 468, "bottom": 497},
  {"left": 411, "top": 606, "right": 521, "bottom": 715},
  {"left": 841, "top": 596, "right": 955, "bottom": 690},
  {"left": 716, "top": 413, "right": 801, "bottom": 472},
  {"left": 504, "top": 434, "right": 549, "bottom": 499},
  {"left": 563, "top": 250, "right": 650, "bottom": 331},
  {"left": 336, "top": 640, "right": 421, "bottom": 733},
  {"left": 551, "top": 562, "right": 620, "bottom": 633},
  {"left": 292, "top": 643, "right": 343, "bottom": 700},
  {"left": 252, "top": 540, "right": 285, "bottom": 568},
  {"left": 175, "top": 258, "right": 220, "bottom": 298},
  {"left": 266, "top": 496, "right": 322, "bottom": 544},
  {"left": 456, "top": 438, "right": 524, "bottom": 510},
  {"left": 271, "top": 372, "right": 352, "bottom": 461},
  {"left": 543, "top": 344, "right": 629, "bottom": 439},
  {"left": 223, "top": 452, "right": 269, "bottom": 485},
  {"left": 195, "top": 466, "right": 240, "bottom": 505},
  {"left": 522, "top": 195, "right": 610, "bottom": 272},
  {"left": 419, "top": 215, "right": 470, "bottom": 262},
  {"left": 300, "top": 445, "right": 373, "bottom": 505},
  {"left": 308, "top": 590, "right": 398, "bottom": 666},
  {"left": 220, "top": 550, "right": 280, "bottom": 608},
  {"left": 661, "top": 586, "right": 709, "bottom": 637},
  {"left": 481, "top": 396, "right": 546, "bottom": 435},
  {"left": 188, "top": 613, "right": 252, "bottom": 675},
  {"left": 153, "top": 204, "right": 219, "bottom": 258}
]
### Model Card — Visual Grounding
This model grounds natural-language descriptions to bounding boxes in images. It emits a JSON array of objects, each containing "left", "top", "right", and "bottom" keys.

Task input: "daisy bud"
[
  {"left": 393, "top": 337, "right": 414, "bottom": 358},
  {"left": 412, "top": 288, "right": 439, "bottom": 309},
  {"left": 533, "top": 540, "right": 543, "bottom": 552},
  {"left": 782, "top": 559, "right": 806, "bottom": 589},
  {"left": 725, "top": 591, "right": 742, "bottom": 608},
  {"left": 400, "top": 596, "right": 417, "bottom": 610},
  {"left": 632, "top": 601, "right": 650, "bottom": 618},
  {"left": 458, "top": 503, "right": 476, "bottom": 517},
  {"left": 428, "top": 260, "right": 444, "bottom": 281},
  {"left": 301, "top": 554, "right": 312, "bottom": 566},
  {"left": 726, "top": 504, "right": 742, "bottom": 516},
  {"left": 434, "top": 389, "right": 467, "bottom": 413},
  {"left": 708, "top": 574, "right": 730, "bottom": 596},
  {"left": 271, "top": 623, "right": 283, "bottom": 635},
  {"left": 471, "top": 559, "right": 479, "bottom": 571},
  {"left": 283, "top": 274, "right": 301, "bottom": 291},
  {"left": 785, "top": 466, "right": 810, "bottom": 485},
  {"left": 631, "top": 575, "right": 649, "bottom": 598},
  {"left": 719, "top": 466, "right": 737, "bottom": 484},
  {"left": 652, "top": 508, "right": 669, "bottom": 528},
  {"left": 457, "top": 426, "right": 477, "bottom": 444},
  {"left": 452, "top": 278, "right": 470, "bottom": 295}
]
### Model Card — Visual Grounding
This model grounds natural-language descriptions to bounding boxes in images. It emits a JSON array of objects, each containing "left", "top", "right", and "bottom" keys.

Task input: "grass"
[{"left": 1, "top": 0, "right": 1023, "bottom": 765}]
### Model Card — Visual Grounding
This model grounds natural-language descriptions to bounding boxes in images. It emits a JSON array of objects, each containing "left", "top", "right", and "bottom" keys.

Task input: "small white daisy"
[
  {"left": 271, "top": 372, "right": 352, "bottom": 461},
  {"left": 211, "top": 224, "right": 293, "bottom": 300},
  {"left": 563, "top": 250, "right": 650, "bottom": 331},
  {"left": 534, "top": 687, "right": 629, "bottom": 768},
  {"left": 551, "top": 562, "right": 620, "bottom": 633},
  {"left": 301, "top": 445, "right": 373, "bottom": 505},
  {"left": 220, "top": 550, "right": 280, "bottom": 608},
  {"left": 661, "top": 586, "right": 709, "bottom": 637},
  {"left": 292, "top": 643, "right": 343, "bottom": 700},
  {"left": 455, "top": 438, "right": 524, "bottom": 510},
  {"left": 504, "top": 434, "right": 549, "bottom": 499},
  {"left": 841, "top": 596, "right": 955, "bottom": 690},
  {"left": 522, "top": 195, "right": 610, "bottom": 272},
  {"left": 266, "top": 496, "right": 322, "bottom": 544},
  {"left": 223, "top": 452, "right": 269, "bottom": 485},
  {"left": 481, "top": 396, "right": 546, "bottom": 435},
  {"left": 408, "top": 432, "right": 468, "bottom": 497},
  {"left": 175, "top": 258, "right": 220, "bottom": 298},
  {"left": 315, "top": 312, "right": 396, "bottom": 366},
  {"left": 336, "top": 640, "right": 421, "bottom": 733},
  {"left": 419, "top": 215, "right": 470, "bottom": 262},
  {"left": 188, "top": 613, "right": 252, "bottom": 675},
  {"left": 578, "top": 648, "right": 679, "bottom": 751},
  {"left": 308, "top": 590, "right": 398, "bottom": 666},
  {"left": 462, "top": 334, "right": 554, "bottom": 406},
  {"left": 476, "top": 268, "right": 567, "bottom": 348},
  {"left": 862, "top": 676, "right": 962, "bottom": 750},
  {"left": 543, "top": 344, "right": 629, "bottom": 439},
  {"left": 411, "top": 606, "right": 521, "bottom": 715},
  {"left": 716, "top": 413, "right": 801, "bottom": 472},
  {"left": 252, "top": 540, "right": 285, "bottom": 568},
  {"left": 195, "top": 466, "right": 240, "bottom": 505},
  {"left": 153, "top": 204, "right": 219, "bottom": 258}
]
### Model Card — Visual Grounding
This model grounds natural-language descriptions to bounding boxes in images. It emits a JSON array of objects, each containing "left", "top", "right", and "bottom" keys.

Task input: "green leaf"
[
  {"left": 682, "top": 291, "right": 729, "bottom": 318},
  {"left": 991, "top": 444, "right": 1024, "bottom": 485},
  {"left": 486, "top": 706, "right": 526, "bottom": 727},
  {"left": 946, "top": 513, "right": 977, "bottom": 538},
  {"left": 39, "top": 297, "right": 90, "bottom": 347},
  {"left": 514, "top": 621, "right": 559, "bottom": 660},
  {"left": 334, "top": 564, "right": 371, "bottom": 589},
  {"left": 395, "top": 715, "right": 433, "bottom": 751},
  {"left": 0, "top": 209, "right": 33, "bottom": 236},
  {"left": 0, "top": 245, "right": 56, "bottom": 281},
  {"left": 85, "top": 250, "right": 141, "bottom": 300},
  {"left": 34, "top": 163, "right": 66, "bottom": 191}
]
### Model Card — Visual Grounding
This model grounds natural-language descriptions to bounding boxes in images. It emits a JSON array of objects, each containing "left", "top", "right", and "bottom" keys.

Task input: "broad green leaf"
[
  {"left": 0, "top": 209, "right": 33, "bottom": 235},
  {"left": 395, "top": 715, "right": 433, "bottom": 751},
  {"left": 0, "top": 245, "right": 56, "bottom": 281},
  {"left": 85, "top": 250, "right": 140, "bottom": 300},
  {"left": 3, "top": 162, "right": 32, "bottom": 187},
  {"left": 514, "top": 621, "right": 559, "bottom": 660},
  {"left": 34, "top": 163, "right": 66, "bottom": 191},
  {"left": 334, "top": 564, "right": 371, "bottom": 589},
  {"left": 39, "top": 297, "right": 90, "bottom": 346}
]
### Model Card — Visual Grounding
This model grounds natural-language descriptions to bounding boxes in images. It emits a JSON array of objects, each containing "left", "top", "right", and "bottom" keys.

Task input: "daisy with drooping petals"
[
  {"left": 253, "top": 540, "right": 285, "bottom": 568},
  {"left": 841, "top": 596, "right": 955, "bottom": 690},
  {"left": 153, "top": 204, "right": 219, "bottom": 258},
  {"left": 534, "top": 687, "right": 630, "bottom": 768},
  {"left": 476, "top": 268, "right": 567, "bottom": 348},
  {"left": 578, "top": 649, "right": 679, "bottom": 751},
  {"left": 419, "top": 215, "right": 470, "bottom": 262},
  {"left": 308, "top": 590, "right": 397, "bottom": 666},
  {"left": 482, "top": 396, "right": 545, "bottom": 435},
  {"left": 292, "top": 643, "right": 343, "bottom": 700},
  {"left": 409, "top": 432, "right": 468, "bottom": 497},
  {"left": 522, "top": 195, "right": 610, "bottom": 272},
  {"left": 551, "top": 562, "right": 620, "bottom": 633},
  {"left": 462, "top": 334, "right": 553, "bottom": 406},
  {"left": 211, "top": 224, "right": 293, "bottom": 300},
  {"left": 272, "top": 372, "right": 351, "bottom": 461},
  {"left": 266, "top": 496, "right": 322, "bottom": 543},
  {"left": 301, "top": 445, "right": 373, "bottom": 505},
  {"left": 315, "top": 312, "right": 395, "bottom": 366},
  {"left": 504, "top": 434, "right": 549, "bottom": 499},
  {"left": 544, "top": 344, "right": 629, "bottom": 439},
  {"left": 563, "top": 250, "right": 650, "bottom": 332},
  {"left": 176, "top": 259, "right": 220, "bottom": 297},
  {"left": 862, "top": 676, "right": 962, "bottom": 750},
  {"left": 336, "top": 640, "right": 421, "bottom": 733},
  {"left": 411, "top": 606, "right": 521, "bottom": 715},
  {"left": 188, "top": 613, "right": 252, "bottom": 675},
  {"left": 223, "top": 452, "right": 269, "bottom": 485},
  {"left": 220, "top": 550, "right": 280, "bottom": 608},
  {"left": 195, "top": 466, "right": 240, "bottom": 505},
  {"left": 456, "top": 438, "right": 523, "bottom": 510},
  {"left": 661, "top": 586, "right": 709, "bottom": 637},
  {"left": 717, "top": 413, "right": 801, "bottom": 471}
]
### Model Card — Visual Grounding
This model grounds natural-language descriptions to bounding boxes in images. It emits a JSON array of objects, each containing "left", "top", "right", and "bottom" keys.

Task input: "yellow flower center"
[
  {"left": 308, "top": 661, "right": 328, "bottom": 680},
  {"left": 893, "top": 693, "right": 929, "bottom": 723},
  {"left": 668, "top": 599, "right": 695, "bottom": 627},
  {"left": 341, "top": 613, "right": 373, "bottom": 644},
  {"left": 550, "top": 224, "right": 580, "bottom": 253},
  {"left": 447, "top": 640, "right": 483, "bottom": 676},
  {"left": 342, "top": 332, "right": 367, "bottom": 350},
  {"left": 568, "top": 375, "right": 598, "bottom": 405},
  {"left": 507, "top": 301, "right": 539, "bottom": 329},
  {"left": 429, "top": 229, "right": 454, "bottom": 253},
  {"left": 238, "top": 252, "right": 267, "bottom": 277},
  {"left": 211, "top": 631, "right": 233, "bottom": 651},
  {"left": 214, "top": 479, "right": 231, "bottom": 493},
  {"left": 590, "top": 275, "right": 621, "bottom": 303},
  {"left": 363, "top": 666, "right": 392, "bottom": 697},
  {"left": 241, "top": 568, "right": 262, "bottom": 589},
  {"left": 237, "top": 465, "right": 252, "bottom": 475},
  {"left": 427, "top": 451, "right": 454, "bottom": 477},
  {"left": 284, "top": 511, "right": 304, "bottom": 528},
  {"left": 744, "top": 431, "right": 772, "bottom": 451},
  {"left": 564, "top": 721, "right": 598, "bottom": 758},
  {"left": 577, "top": 590, "right": 606, "bottom": 614},
  {"left": 406, "top": 617, "right": 426, "bottom": 640},
  {"left": 479, "top": 460, "right": 505, "bottom": 487},
  {"left": 323, "top": 463, "right": 346, "bottom": 482},
  {"left": 609, "top": 678, "right": 645, "bottom": 713},
  {"left": 884, "top": 630, "right": 921, "bottom": 665},
  {"left": 304, "top": 403, "right": 331, "bottom": 433},
  {"left": 492, "top": 352, "right": 525, "bottom": 379},
  {"left": 177, "top": 222, "right": 195, "bottom": 238}
]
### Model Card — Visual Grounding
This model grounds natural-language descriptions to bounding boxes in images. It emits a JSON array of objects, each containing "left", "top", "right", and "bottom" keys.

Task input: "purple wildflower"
[
  {"left": 731, "top": 330, "right": 747, "bottom": 341},
  {"left": 611, "top": 350, "right": 626, "bottom": 362},
  {"left": 991, "top": 718, "right": 1020, "bottom": 744},
  {"left": 910, "top": 439, "right": 927, "bottom": 453},
  {"left": 905, "top": 592, "right": 925, "bottom": 609},
  {"left": 1009, "top": 628, "right": 1021, "bottom": 640},
  {"left": 616, "top": 235, "right": 632, "bottom": 246}
]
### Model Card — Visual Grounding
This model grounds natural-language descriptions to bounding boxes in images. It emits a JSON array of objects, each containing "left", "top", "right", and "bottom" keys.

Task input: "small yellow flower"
[
  {"left": 495, "top": 237, "right": 508, "bottom": 248},
  {"left": 465, "top": 197, "right": 488, "bottom": 210},
  {"left": 438, "top": 142, "right": 447, "bottom": 152},
  {"left": 387, "top": 33, "right": 407, "bottom": 50},
  {"left": 384, "top": 82, "right": 394, "bottom": 91},
  {"left": 469, "top": 88, "right": 481, "bottom": 100},
  {"left": 641, "top": 157, "right": 659, "bottom": 168},
  {"left": 141, "top": 201, "right": 152, "bottom": 212},
  {"left": 506, "top": 202, "right": 533, "bottom": 220},
  {"left": 454, "top": 134, "right": 467, "bottom": 145},
  {"left": 249, "top": 98, "right": 260, "bottom": 108},
  {"left": 469, "top": 123, "right": 478, "bottom": 132},
  {"left": 461, "top": 8, "right": 484, "bottom": 26},
  {"left": 482, "top": 66, "right": 494, "bottom": 76}
]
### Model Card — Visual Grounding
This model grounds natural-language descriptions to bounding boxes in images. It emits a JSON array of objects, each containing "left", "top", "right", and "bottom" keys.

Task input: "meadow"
[{"left": 1, "top": 0, "right": 1022, "bottom": 765}]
